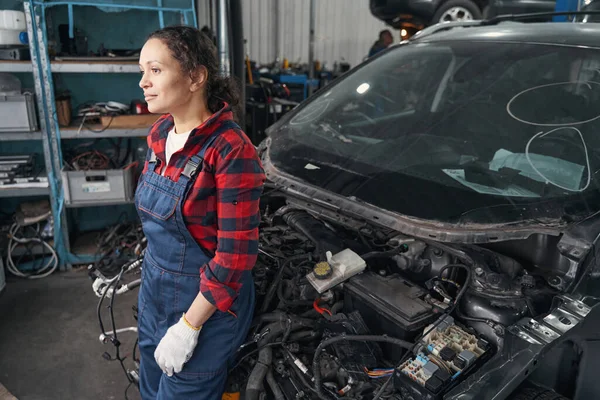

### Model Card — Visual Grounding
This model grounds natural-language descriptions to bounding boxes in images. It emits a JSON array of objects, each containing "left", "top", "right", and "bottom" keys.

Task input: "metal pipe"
[
  {"left": 275, "top": 0, "right": 282, "bottom": 63},
  {"left": 31, "top": 1, "right": 193, "bottom": 12},
  {"left": 308, "top": 0, "right": 316, "bottom": 96},
  {"left": 230, "top": 0, "right": 245, "bottom": 127},
  {"left": 216, "top": 0, "right": 231, "bottom": 77}
]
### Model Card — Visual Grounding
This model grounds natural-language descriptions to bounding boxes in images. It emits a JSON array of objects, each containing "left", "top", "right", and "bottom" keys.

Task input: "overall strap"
[
  {"left": 180, "top": 120, "right": 238, "bottom": 179},
  {"left": 147, "top": 148, "right": 158, "bottom": 171}
]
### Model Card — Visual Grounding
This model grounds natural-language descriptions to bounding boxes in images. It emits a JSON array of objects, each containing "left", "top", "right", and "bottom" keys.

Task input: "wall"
[{"left": 241, "top": 0, "right": 389, "bottom": 69}]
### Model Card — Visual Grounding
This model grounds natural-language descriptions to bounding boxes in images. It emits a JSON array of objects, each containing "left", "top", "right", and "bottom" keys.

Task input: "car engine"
[{"left": 225, "top": 194, "right": 563, "bottom": 400}]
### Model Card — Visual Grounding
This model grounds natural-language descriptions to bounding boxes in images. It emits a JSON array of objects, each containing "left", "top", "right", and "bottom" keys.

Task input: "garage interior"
[{"left": 0, "top": 0, "right": 599, "bottom": 399}]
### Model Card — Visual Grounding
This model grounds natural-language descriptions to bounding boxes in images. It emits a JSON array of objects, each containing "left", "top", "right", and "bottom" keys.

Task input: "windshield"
[{"left": 267, "top": 40, "right": 600, "bottom": 225}]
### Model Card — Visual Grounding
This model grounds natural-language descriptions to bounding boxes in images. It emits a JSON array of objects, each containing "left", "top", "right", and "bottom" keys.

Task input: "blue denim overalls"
[{"left": 135, "top": 126, "right": 255, "bottom": 399}]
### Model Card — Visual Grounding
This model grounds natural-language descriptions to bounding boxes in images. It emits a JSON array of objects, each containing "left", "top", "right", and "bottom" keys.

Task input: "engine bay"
[{"left": 228, "top": 194, "right": 569, "bottom": 400}]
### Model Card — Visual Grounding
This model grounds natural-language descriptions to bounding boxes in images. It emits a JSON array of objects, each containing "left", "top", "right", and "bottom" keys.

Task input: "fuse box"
[{"left": 394, "top": 315, "right": 492, "bottom": 399}]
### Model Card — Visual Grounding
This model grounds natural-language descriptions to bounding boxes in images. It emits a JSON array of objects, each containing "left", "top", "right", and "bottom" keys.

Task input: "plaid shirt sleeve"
[{"left": 199, "top": 138, "right": 265, "bottom": 312}]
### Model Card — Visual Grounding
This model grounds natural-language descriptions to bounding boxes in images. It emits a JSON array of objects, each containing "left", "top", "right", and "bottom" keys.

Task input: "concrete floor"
[{"left": 0, "top": 269, "right": 141, "bottom": 400}]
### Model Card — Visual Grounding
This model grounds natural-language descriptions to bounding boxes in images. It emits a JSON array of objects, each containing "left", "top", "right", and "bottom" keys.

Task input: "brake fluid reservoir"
[{"left": 306, "top": 248, "right": 366, "bottom": 293}]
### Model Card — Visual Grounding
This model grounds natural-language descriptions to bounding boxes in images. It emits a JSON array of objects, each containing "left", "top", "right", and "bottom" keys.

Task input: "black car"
[
  {"left": 486, "top": 0, "right": 600, "bottom": 19},
  {"left": 97, "top": 18, "right": 600, "bottom": 400},
  {"left": 370, "top": 0, "right": 485, "bottom": 34}
]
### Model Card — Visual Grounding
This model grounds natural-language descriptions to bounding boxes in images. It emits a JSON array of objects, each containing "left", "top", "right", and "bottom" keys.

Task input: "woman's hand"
[{"left": 154, "top": 314, "right": 202, "bottom": 376}]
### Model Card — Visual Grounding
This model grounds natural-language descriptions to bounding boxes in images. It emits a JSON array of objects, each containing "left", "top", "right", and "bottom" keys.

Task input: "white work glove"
[{"left": 154, "top": 314, "right": 202, "bottom": 376}]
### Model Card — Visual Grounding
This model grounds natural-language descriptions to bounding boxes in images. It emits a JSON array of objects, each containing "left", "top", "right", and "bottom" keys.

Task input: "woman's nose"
[{"left": 139, "top": 74, "right": 150, "bottom": 89}]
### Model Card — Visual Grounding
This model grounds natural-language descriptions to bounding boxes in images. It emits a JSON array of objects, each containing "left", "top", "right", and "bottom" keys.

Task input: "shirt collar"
[{"left": 149, "top": 102, "right": 234, "bottom": 162}]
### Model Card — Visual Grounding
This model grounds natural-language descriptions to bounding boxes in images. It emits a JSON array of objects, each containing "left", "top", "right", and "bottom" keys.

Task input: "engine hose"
[
  {"left": 312, "top": 335, "right": 413, "bottom": 400},
  {"left": 260, "top": 254, "right": 310, "bottom": 314},
  {"left": 266, "top": 369, "right": 285, "bottom": 400},
  {"left": 330, "top": 301, "right": 344, "bottom": 315},
  {"left": 277, "top": 279, "right": 315, "bottom": 307},
  {"left": 360, "top": 248, "right": 404, "bottom": 260},
  {"left": 251, "top": 311, "right": 289, "bottom": 328},
  {"left": 282, "top": 211, "right": 345, "bottom": 257},
  {"left": 246, "top": 320, "right": 314, "bottom": 400}
]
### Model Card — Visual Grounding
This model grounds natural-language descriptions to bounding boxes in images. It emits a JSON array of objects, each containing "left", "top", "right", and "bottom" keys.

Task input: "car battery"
[{"left": 343, "top": 272, "right": 437, "bottom": 360}]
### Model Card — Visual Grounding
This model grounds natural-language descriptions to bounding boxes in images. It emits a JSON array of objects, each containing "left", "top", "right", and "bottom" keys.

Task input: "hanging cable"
[{"left": 6, "top": 222, "right": 58, "bottom": 279}]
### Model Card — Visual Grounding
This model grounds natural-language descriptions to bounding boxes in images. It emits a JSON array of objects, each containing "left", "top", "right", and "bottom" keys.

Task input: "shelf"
[
  {"left": 60, "top": 126, "right": 149, "bottom": 139},
  {"left": 66, "top": 199, "right": 134, "bottom": 208},
  {"left": 50, "top": 61, "right": 140, "bottom": 73},
  {"left": 0, "top": 131, "right": 42, "bottom": 141},
  {"left": 0, "top": 185, "right": 49, "bottom": 198},
  {"left": 0, "top": 61, "right": 33, "bottom": 73}
]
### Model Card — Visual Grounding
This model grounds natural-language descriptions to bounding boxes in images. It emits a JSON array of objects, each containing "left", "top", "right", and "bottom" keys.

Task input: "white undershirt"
[{"left": 164, "top": 128, "right": 192, "bottom": 174}]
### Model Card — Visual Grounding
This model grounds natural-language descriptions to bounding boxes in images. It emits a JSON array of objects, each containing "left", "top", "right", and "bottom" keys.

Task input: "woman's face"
[{"left": 139, "top": 38, "right": 194, "bottom": 115}]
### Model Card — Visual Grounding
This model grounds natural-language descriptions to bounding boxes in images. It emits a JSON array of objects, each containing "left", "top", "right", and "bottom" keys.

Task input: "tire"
[
  {"left": 432, "top": 0, "right": 483, "bottom": 24},
  {"left": 509, "top": 387, "right": 570, "bottom": 400}
]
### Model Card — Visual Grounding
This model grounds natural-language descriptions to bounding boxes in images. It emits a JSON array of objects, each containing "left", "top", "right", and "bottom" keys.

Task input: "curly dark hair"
[{"left": 148, "top": 25, "right": 240, "bottom": 118}]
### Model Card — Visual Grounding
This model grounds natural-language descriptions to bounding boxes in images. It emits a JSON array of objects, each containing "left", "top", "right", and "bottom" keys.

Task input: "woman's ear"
[{"left": 190, "top": 66, "right": 208, "bottom": 93}]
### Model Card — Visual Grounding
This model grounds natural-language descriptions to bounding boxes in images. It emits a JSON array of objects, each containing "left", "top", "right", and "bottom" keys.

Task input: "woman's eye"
[
  {"left": 151, "top": 68, "right": 160, "bottom": 74},
  {"left": 139, "top": 70, "right": 144, "bottom": 75}
]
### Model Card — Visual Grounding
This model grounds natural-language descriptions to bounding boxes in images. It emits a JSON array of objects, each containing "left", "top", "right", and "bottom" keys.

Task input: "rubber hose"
[
  {"left": 260, "top": 254, "right": 310, "bottom": 314},
  {"left": 277, "top": 279, "right": 314, "bottom": 307},
  {"left": 266, "top": 369, "right": 285, "bottom": 400},
  {"left": 312, "top": 335, "right": 413, "bottom": 400},
  {"left": 251, "top": 311, "right": 289, "bottom": 327},
  {"left": 282, "top": 211, "right": 345, "bottom": 257},
  {"left": 246, "top": 319, "right": 314, "bottom": 400},
  {"left": 330, "top": 301, "right": 344, "bottom": 315}
]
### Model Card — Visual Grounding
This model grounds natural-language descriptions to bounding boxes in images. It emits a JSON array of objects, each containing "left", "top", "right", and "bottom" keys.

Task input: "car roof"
[{"left": 412, "top": 21, "right": 600, "bottom": 48}]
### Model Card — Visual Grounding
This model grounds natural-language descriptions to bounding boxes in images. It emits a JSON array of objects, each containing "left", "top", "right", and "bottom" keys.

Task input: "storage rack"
[
  {"left": 0, "top": 47, "right": 53, "bottom": 203},
  {"left": 24, "top": 0, "right": 197, "bottom": 268}
]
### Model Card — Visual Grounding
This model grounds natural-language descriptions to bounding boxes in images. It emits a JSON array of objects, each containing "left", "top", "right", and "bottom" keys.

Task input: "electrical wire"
[
  {"left": 97, "top": 257, "right": 143, "bottom": 387},
  {"left": 312, "top": 335, "right": 413, "bottom": 400},
  {"left": 372, "top": 263, "right": 473, "bottom": 400},
  {"left": 6, "top": 222, "right": 58, "bottom": 279}
]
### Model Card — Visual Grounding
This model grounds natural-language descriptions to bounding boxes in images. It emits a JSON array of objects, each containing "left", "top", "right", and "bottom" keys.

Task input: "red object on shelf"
[{"left": 131, "top": 100, "right": 150, "bottom": 114}]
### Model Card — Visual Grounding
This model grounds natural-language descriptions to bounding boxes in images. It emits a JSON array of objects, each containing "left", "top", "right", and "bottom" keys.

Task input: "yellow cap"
[{"left": 313, "top": 261, "right": 333, "bottom": 280}]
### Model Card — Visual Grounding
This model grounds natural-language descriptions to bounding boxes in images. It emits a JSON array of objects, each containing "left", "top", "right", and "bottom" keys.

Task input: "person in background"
[
  {"left": 136, "top": 25, "right": 265, "bottom": 399},
  {"left": 368, "top": 29, "right": 394, "bottom": 57}
]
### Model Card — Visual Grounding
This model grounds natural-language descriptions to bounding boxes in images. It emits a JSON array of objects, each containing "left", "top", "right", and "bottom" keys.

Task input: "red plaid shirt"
[{"left": 143, "top": 104, "right": 265, "bottom": 312}]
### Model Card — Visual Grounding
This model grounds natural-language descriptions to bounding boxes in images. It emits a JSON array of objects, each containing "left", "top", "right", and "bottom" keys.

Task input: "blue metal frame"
[
  {"left": 553, "top": 0, "right": 583, "bottom": 21},
  {"left": 25, "top": 0, "right": 197, "bottom": 268}
]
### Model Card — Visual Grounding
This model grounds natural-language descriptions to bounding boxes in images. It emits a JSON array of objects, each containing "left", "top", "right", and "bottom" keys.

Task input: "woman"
[{"left": 135, "top": 26, "right": 265, "bottom": 399}]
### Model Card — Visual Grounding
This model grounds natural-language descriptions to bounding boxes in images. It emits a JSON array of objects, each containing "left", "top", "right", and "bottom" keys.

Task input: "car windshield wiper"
[{"left": 463, "top": 163, "right": 549, "bottom": 196}]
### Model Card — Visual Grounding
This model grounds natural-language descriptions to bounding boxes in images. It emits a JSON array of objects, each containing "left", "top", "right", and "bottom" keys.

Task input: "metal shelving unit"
[
  {"left": 0, "top": 185, "right": 50, "bottom": 198},
  {"left": 65, "top": 199, "right": 135, "bottom": 208},
  {"left": 0, "top": 131, "right": 43, "bottom": 141},
  {"left": 0, "top": 61, "right": 34, "bottom": 73},
  {"left": 0, "top": 15, "right": 55, "bottom": 258},
  {"left": 50, "top": 61, "right": 140, "bottom": 73},
  {"left": 24, "top": 0, "right": 197, "bottom": 268},
  {"left": 60, "top": 127, "right": 148, "bottom": 139}
]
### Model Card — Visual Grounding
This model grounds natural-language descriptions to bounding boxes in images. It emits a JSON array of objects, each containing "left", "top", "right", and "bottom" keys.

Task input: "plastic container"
[
  {"left": 61, "top": 168, "right": 136, "bottom": 206},
  {"left": 0, "top": 92, "right": 39, "bottom": 132},
  {"left": 0, "top": 10, "right": 26, "bottom": 31},
  {"left": 306, "top": 248, "right": 366, "bottom": 293},
  {"left": 0, "top": 29, "right": 27, "bottom": 46}
]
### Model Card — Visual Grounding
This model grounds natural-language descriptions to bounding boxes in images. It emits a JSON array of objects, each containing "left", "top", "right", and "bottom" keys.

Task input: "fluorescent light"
[{"left": 356, "top": 83, "right": 370, "bottom": 94}]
